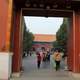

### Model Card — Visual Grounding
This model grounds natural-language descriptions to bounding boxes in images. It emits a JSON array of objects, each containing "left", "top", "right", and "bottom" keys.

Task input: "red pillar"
[
  {"left": 67, "top": 18, "right": 74, "bottom": 71},
  {"left": 12, "top": 9, "right": 22, "bottom": 74},
  {"left": 70, "top": 11, "right": 80, "bottom": 73},
  {"left": 68, "top": 11, "right": 80, "bottom": 73}
]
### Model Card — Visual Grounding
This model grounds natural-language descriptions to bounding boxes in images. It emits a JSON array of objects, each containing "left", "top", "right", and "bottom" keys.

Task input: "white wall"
[{"left": 0, "top": 52, "right": 13, "bottom": 79}]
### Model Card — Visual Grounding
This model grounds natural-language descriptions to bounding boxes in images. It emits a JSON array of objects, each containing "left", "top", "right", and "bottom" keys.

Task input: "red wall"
[
  {"left": 32, "top": 43, "right": 53, "bottom": 51},
  {"left": 0, "top": 0, "right": 8, "bottom": 51}
]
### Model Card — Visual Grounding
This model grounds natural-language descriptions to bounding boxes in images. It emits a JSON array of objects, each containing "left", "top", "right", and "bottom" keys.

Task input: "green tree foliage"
[
  {"left": 53, "top": 41, "right": 59, "bottom": 48},
  {"left": 54, "top": 18, "right": 68, "bottom": 53},
  {"left": 23, "top": 23, "right": 34, "bottom": 53}
]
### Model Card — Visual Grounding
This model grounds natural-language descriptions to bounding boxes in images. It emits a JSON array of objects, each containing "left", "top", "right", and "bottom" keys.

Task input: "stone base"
[
  {"left": 0, "top": 52, "right": 13, "bottom": 80},
  {"left": 71, "top": 72, "right": 80, "bottom": 78},
  {"left": 12, "top": 72, "right": 21, "bottom": 78},
  {"left": 64, "top": 66, "right": 68, "bottom": 71}
]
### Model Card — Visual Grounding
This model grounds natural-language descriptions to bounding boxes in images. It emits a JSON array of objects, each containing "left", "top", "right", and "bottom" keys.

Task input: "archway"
[{"left": 0, "top": 0, "right": 80, "bottom": 79}]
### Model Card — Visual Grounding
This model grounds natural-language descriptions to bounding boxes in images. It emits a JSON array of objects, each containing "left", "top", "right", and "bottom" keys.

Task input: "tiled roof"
[{"left": 33, "top": 34, "right": 56, "bottom": 42}]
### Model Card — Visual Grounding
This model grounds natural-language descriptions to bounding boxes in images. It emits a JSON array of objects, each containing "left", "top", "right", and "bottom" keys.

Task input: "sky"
[{"left": 24, "top": 16, "right": 63, "bottom": 35}]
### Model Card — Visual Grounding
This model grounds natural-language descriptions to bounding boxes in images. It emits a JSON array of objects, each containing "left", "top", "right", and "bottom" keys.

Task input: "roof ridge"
[{"left": 34, "top": 34, "right": 56, "bottom": 36}]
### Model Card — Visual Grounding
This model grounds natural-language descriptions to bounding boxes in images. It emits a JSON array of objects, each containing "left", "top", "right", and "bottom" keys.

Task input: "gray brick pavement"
[{"left": 10, "top": 54, "right": 80, "bottom": 80}]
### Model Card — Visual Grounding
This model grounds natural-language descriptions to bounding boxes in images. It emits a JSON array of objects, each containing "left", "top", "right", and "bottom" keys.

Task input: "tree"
[
  {"left": 54, "top": 18, "right": 68, "bottom": 53},
  {"left": 53, "top": 41, "right": 59, "bottom": 48},
  {"left": 23, "top": 22, "right": 34, "bottom": 54}
]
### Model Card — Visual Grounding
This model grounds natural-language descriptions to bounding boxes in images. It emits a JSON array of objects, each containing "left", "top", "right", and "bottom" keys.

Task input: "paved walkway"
[{"left": 11, "top": 54, "right": 80, "bottom": 80}]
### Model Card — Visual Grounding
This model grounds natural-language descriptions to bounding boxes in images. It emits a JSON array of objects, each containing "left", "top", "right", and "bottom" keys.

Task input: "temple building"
[{"left": 32, "top": 34, "right": 56, "bottom": 51}]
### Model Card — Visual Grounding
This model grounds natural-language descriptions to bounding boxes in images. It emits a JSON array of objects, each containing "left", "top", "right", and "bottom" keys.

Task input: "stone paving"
[{"left": 11, "top": 54, "right": 80, "bottom": 80}]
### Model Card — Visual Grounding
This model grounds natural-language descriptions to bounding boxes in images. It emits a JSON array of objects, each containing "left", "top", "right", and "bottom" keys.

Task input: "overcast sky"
[{"left": 24, "top": 16, "right": 63, "bottom": 35}]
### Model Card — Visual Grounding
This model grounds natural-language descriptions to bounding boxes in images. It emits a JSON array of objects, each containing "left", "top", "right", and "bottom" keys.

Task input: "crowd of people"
[
  {"left": 36, "top": 49, "right": 51, "bottom": 69},
  {"left": 23, "top": 47, "right": 67, "bottom": 71},
  {"left": 36, "top": 48, "right": 67, "bottom": 71}
]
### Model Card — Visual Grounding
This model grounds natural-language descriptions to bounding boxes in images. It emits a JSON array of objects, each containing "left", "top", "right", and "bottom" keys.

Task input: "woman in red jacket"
[{"left": 37, "top": 53, "right": 41, "bottom": 69}]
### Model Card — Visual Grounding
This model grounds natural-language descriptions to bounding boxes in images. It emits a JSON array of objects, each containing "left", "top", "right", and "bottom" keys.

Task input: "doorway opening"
[{"left": 21, "top": 16, "right": 70, "bottom": 75}]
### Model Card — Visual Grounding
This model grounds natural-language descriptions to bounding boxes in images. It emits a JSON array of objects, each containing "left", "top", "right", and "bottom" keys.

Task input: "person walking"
[
  {"left": 37, "top": 52, "right": 42, "bottom": 69},
  {"left": 53, "top": 50, "right": 62, "bottom": 71}
]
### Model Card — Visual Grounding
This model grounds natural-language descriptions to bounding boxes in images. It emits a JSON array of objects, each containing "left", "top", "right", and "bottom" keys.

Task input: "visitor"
[
  {"left": 37, "top": 52, "right": 42, "bottom": 69},
  {"left": 53, "top": 50, "right": 62, "bottom": 71}
]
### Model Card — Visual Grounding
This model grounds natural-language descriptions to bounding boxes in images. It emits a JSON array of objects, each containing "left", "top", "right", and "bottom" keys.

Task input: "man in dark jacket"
[{"left": 37, "top": 52, "right": 41, "bottom": 69}]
